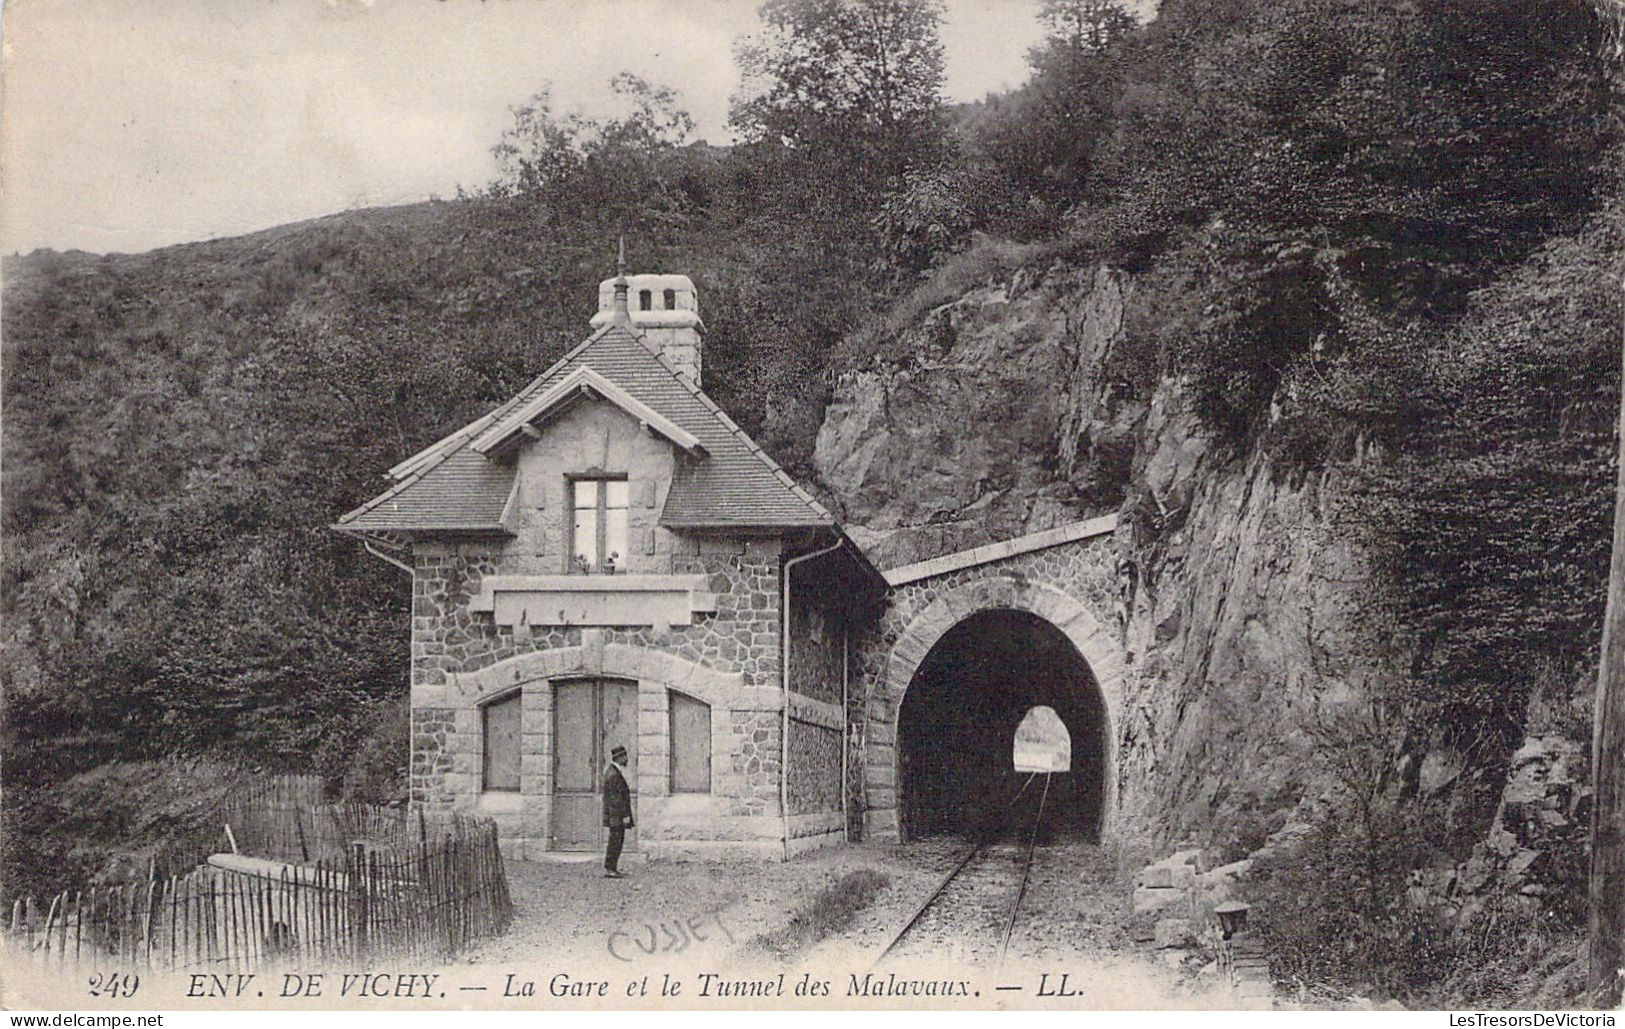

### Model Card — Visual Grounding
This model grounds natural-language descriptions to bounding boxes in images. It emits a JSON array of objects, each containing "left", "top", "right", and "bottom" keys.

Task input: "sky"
[{"left": 1, "top": 0, "right": 1071, "bottom": 255}]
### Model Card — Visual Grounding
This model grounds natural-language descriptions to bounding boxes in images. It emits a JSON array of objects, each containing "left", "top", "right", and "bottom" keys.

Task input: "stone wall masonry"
[
  {"left": 411, "top": 546, "right": 782, "bottom": 692},
  {"left": 849, "top": 529, "right": 1126, "bottom": 843},
  {"left": 788, "top": 719, "right": 843, "bottom": 819},
  {"left": 409, "top": 707, "right": 458, "bottom": 809},
  {"left": 408, "top": 538, "right": 790, "bottom": 859},
  {"left": 788, "top": 586, "right": 846, "bottom": 706}
]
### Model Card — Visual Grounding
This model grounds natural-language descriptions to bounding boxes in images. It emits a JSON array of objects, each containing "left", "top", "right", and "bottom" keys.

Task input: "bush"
[
  {"left": 0, "top": 757, "right": 249, "bottom": 903},
  {"left": 340, "top": 695, "right": 411, "bottom": 806},
  {"left": 749, "top": 869, "right": 891, "bottom": 962},
  {"left": 1250, "top": 702, "right": 1590, "bottom": 1006}
]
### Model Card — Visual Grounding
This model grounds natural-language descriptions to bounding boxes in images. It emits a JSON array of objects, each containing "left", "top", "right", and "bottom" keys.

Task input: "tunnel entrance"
[{"left": 898, "top": 609, "right": 1107, "bottom": 841}]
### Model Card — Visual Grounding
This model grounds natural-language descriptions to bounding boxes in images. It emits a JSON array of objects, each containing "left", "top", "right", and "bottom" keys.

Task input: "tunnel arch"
[
  {"left": 897, "top": 610, "right": 1108, "bottom": 839},
  {"left": 864, "top": 577, "right": 1126, "bottom": 844}
]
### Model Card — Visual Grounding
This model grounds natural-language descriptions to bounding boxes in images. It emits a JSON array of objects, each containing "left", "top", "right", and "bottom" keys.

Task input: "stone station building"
[{"left": 337, "top": 264, "right": 1129, "bottom": 861}]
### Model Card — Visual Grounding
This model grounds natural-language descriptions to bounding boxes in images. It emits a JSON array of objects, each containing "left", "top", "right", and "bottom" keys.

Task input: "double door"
[{"left": 552, "top": 678, "right": 638, "bottom": 851}]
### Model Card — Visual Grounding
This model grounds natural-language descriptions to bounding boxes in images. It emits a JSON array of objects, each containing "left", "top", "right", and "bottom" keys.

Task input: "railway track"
[{"left": 872, "top": 772, "right": 1053, "bottom": 970}]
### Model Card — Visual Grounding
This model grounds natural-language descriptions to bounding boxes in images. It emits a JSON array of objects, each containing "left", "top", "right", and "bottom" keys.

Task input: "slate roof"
[{"left": 333, "top": 323, "right": 835, "bottom": 537}]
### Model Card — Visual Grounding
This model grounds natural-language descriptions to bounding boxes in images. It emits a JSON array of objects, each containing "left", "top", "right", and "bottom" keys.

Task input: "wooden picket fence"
[{"left": 3, "top": 780, "right": 512, "bottom": 971}]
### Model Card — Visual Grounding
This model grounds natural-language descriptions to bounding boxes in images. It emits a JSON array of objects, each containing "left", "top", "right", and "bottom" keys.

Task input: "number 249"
[{"left": 87, "top": 972, "right": 140, "bottom": 998}]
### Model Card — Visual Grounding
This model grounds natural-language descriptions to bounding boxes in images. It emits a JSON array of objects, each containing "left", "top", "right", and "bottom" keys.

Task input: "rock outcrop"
[
  {"left": 814, "top": 251, "right": 1598, "bottom": 974},
  {"left": 813, "top": 264, "right": 1142, "bottom": 569},
  {"left": 1450, "top": 735, "right": 1592, "bottom": 910}
]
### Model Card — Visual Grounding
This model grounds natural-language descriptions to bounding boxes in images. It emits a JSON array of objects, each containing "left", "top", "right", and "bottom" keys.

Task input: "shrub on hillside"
[
  {"left": 1257, "top": 811, "right": 1588, "bottom": 1008},
  {"left": 0, "top": 758, "right": 247, "bottom": 903},
  {"left": 339, "top": 696, "right": 411, "bottom": 807}
]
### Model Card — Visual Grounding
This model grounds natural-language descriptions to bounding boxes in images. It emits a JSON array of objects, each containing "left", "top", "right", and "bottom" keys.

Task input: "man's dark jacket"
[{"left": 602, "top": 763, "right": 633, "bottom": 828}]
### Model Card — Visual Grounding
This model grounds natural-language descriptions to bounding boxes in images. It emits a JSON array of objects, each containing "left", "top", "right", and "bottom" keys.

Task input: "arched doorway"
[{"left": 897, "top": 610, "right": 1108, "bottom": 841}]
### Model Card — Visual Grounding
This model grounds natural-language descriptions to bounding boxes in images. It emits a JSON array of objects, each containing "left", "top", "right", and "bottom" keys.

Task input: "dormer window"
[
  {"left": 571, "top": 477, "right": 629, "bottom": 573},
  {"left": 663, "top": 288, "right": 676, "bottom": 310},
  {"left": 638, "top": 289, "right": 653, "bottom": 311}
]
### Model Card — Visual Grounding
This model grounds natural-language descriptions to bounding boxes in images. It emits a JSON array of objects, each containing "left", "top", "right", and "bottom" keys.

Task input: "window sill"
[
  {"left": 476, "top": 791, "right": 524, "bottom": 814},
  {"left": 659, "top": 793, "right": 716, "bottom": 818},
  {"left": 468, "top": 574, "right": 719, "bottom": 629}
]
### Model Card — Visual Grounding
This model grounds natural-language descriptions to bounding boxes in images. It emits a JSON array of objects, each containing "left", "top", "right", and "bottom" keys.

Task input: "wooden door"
[{"left": 552, "top": 679, "right": 638, "bottom": 851}]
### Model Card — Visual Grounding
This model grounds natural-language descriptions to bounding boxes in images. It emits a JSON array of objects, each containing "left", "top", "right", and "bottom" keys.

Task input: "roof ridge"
[
  {"left": 472, "top": 364, "right": 705, "bottom": 456},
  {"left": 336, "top": 320, "right": 837, "bottom": 534}
]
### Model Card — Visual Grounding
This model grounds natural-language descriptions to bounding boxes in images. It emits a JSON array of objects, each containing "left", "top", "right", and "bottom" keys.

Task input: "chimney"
[{"left": 591, "top": 272, "right": 704, "bottom": 386}]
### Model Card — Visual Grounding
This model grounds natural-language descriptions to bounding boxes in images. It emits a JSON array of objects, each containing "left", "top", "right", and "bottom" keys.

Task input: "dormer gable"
[{"left": 471, "top": 366, "right": 706, "bottom": 460}]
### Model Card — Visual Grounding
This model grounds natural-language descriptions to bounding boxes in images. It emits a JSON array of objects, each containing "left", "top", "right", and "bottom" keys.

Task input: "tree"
[
  {"left": 970, "top": 0, "right": 1136, "bottom": 205},
  {"left": 731, "top": 0, "right": 946, "bottom": 185},
  {"left": 1033, "top": 0, "right": 1137, "bottom": 65},
  {"left": 487, "top": 73, "right": 697, "bottom": 230}
]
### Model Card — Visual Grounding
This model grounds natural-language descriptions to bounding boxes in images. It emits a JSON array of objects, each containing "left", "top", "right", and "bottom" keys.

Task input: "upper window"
[
  {"left": 662, "top": 288, "right": 677, "bottom": 310},
  {"left": 483, "top": 692, "right": 522, "bottom": 791},
  {"left": 638, "top": 289, "right": 653, "bottom": 311},
  {"left": 571, "top": 478, "right": 629, "bottom": 573}
]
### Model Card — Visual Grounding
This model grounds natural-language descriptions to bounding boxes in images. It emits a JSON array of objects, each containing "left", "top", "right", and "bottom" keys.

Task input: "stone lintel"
[{"left": 731, "top": 686, "right": 785, "bottom": 712}]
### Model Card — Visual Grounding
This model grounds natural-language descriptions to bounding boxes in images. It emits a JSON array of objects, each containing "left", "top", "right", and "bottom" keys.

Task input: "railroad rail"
[{"left": 872, "top": 772, "right": 1053, "bottom": 969}]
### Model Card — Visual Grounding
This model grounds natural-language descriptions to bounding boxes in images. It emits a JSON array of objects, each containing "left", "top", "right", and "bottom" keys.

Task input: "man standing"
[{"left": 602, "top": 744, "right": 633, "bottom": 878}]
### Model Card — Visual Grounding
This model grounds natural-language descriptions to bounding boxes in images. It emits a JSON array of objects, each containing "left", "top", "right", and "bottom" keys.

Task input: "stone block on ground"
[
  {"left": 1167, "top": 847, "right": 1204, "bottom": 870},
  {"left": 1139, "top": 854, "right": 1200, "bottom": 889},
  {"left": 1196, "top": 858, "right": 1254, "bottom": 904},
  {"left": 1133, "top": 885, "right": 1188, "bottom": 915},
  {"left": 1506, "top": 848, "right": 1543, "bottom": 880},
  {"left": 1154, "top": 917, "right": 1195, "bottom": 948},
  {"left": 1209, "top": 858, "right": 1254, "bottom": 880}
]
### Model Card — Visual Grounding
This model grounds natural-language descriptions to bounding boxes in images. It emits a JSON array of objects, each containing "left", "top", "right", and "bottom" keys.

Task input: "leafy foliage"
[
  {"left": 1256, "top": 804, "right": 1588, "bottom": 1006},
  {"left": 732, "top": 0, "right": 946, "bottom": 184},
  {"left": 970, "top": 0, "right": 1138, "bottom": 205},
  {"left": 1338, "top": 211, "right": 1624, "bottom": 744},
  {"left": 1073, "top": 0, "right": 1616, "bottom": 439},
  {"left": 487, "top": 73, "right": 699, "bottom": 230}
]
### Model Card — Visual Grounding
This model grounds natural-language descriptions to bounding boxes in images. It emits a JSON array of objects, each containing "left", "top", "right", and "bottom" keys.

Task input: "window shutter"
[
  {"left": 669, "top": 692, "right": 712, "bottom": 793},
  {"left": 483, "top": 693, "right": 522, "bottom": 791}
]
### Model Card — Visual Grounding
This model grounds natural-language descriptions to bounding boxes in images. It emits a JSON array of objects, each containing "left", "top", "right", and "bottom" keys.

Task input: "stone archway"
[{"left": 864, "top": 577, "right": 1127, "bottom": 843}]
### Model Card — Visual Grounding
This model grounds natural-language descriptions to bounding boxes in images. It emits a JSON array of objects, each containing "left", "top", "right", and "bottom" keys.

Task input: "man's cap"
[{"left": 611, "top": 745, "right": 628, "bottom": 761}]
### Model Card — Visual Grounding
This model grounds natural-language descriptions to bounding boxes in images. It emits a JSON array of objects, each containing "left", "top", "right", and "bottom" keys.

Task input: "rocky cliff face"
[
  {"left": 814, "top": 258, "right": 1409, "bottom": 853},
  {"left": 1114, "top": 412, "right": 1409, "bottom": 853},
  {"left": 814, "top": 263, "right": 1145, "bottom": 569}
]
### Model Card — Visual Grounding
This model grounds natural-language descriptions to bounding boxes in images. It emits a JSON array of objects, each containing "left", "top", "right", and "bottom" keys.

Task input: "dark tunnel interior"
[{"left": 898, "top": 609, "right": 1107, "bottom": 842}]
